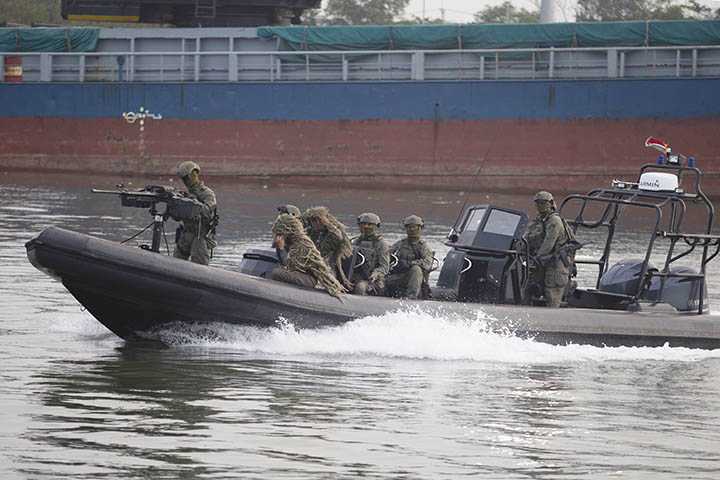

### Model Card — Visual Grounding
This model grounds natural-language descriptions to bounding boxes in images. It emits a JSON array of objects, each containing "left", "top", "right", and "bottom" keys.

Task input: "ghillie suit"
[
  {"left": 271, "top": 214, "right": 347, "bottom": 298},
  {"left": 302, "top": 206, "right": 353, "bottom": 289}
]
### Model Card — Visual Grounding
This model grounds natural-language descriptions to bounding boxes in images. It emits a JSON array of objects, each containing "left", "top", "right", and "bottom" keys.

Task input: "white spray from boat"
[{"left": 153, "top": 309, "right": 720, "bottom": 363}]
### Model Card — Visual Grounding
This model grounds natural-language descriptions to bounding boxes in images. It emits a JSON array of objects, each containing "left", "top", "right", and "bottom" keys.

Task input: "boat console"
[{"left": 434, "top": 206, "right": 528, "bottom": 303}]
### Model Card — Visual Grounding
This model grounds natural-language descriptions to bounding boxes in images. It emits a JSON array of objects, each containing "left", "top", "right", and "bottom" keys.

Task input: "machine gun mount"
[{"left": 92, "top": 185, "right": 202, "bottom": 253}]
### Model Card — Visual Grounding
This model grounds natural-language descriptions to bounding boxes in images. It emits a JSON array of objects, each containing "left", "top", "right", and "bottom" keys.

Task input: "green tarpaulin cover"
[
  {"left": 257, "top": 20, "right": 720, "bottom": 52},
  {"left": 0, "top": 28, "right": 100, "bottom": 52}
]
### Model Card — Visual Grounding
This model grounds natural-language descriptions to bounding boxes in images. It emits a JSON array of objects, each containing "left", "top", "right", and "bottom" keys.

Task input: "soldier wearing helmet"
[
  {"left": 173, "top": 161, "right": 218, "bottom": 265},
  {"left": 386, "top": 215, "right": 435, "bottom": 299},
  {"left": 350, "top": 212, "right": 390, "bottom": 296},
  {"left": 302, "top": 206, "right": 353, "bottom": 289},
  {"left": 524, "top": 190, "right": 576, "bottom": 307}
]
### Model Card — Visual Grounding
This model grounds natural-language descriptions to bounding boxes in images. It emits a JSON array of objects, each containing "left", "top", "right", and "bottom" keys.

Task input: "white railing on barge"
[{"left": 2, "top": 45, "right": 720, "bottom": 82}]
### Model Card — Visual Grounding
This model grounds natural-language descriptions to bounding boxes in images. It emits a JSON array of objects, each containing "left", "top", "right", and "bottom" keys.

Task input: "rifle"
[{"left": 92, "top": 185, "right": 203, "bottom": 252}]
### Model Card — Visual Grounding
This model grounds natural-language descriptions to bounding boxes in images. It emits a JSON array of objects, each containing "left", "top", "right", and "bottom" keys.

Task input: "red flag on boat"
[{"left": 645, "top": 137, "right": 670, "bottom": 153}]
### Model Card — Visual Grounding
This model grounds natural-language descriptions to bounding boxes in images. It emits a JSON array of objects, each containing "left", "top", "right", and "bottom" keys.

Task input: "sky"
[{"left": 401, "top": 0, "right": 720, "bottom": 23}]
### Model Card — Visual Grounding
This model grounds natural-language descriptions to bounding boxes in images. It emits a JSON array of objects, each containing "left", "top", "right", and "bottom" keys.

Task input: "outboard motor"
[
  {"left": 598, "top": 259, "right": 656, "bottom": 296},
  {"left": 239, "top": 248, "right": 280, "bottom": 278},
  {"left": 646, "top": 266, "right": 709, "bottom": 312},
  {"left": 599, "top": 259, "right": 709, "bottom": 312}
]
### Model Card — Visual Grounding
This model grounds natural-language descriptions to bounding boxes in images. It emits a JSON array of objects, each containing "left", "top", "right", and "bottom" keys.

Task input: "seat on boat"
[{"left": 566, "top": 288, "right": 637, "bottom": 310}]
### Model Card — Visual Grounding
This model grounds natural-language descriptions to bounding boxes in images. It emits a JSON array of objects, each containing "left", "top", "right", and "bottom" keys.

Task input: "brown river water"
[{"left": 1, "top": 172, "right": 720, "bottom": 479}]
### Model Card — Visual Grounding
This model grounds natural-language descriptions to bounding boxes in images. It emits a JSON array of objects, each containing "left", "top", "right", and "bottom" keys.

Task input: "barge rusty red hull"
[
  {"left": 2, "top": 116, "right": 719, "bottom": 194},
  {"left": 2, "top": 79, "right": 719, "bottom": 193}
]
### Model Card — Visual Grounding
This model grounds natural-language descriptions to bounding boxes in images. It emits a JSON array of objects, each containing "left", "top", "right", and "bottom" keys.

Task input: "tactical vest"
[
  {"left": 186, "top": 184, "right": 218, "bottom": 235},
  {"left": 355, "top": 238, "right": 382, "bottom": 278},
  {"left": 392, "top": 239, "right": 426, "bottom": 272},
  {"left": 528, "top": 212, "right": 574, "bottom": 255}
]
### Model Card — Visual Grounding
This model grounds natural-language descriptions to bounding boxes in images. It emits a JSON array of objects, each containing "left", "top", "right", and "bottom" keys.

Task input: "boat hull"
[{"left": 26, "top": 227, "right": 720, "bottom": 349}]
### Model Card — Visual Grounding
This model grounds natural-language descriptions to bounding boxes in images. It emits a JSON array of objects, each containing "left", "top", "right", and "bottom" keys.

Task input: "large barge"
[{"left": 2, "top": 20, "right": 720, "bottom": 193}]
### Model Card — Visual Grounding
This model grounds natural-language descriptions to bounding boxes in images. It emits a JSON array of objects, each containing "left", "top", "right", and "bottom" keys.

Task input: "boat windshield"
[
  {"left": 457, "top": 207, "right": 523, "bottom": 247},
  {"left": 459, "top": 207, "right": 487, "bottom": 244},
  {"left": 484, "top": 209, "right": 522, "bottom": 236}
]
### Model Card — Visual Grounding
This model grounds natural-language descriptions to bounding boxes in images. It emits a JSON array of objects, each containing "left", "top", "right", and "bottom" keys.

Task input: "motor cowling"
[
  {"left": 598, "top": 259, "right": 655, "bottom": 296},
  {"left": 599, "top": 259, "right": 709, "bottom": 312},
  {"left": 239, "top": 248, "right": 279, "bottom": 278}
]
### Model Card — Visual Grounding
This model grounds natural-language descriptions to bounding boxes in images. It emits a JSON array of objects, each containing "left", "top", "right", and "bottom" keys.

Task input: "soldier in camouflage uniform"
[
  {"left": 270, "top": 213, "right": 346, "bottom": 298},
  {"left": 274, "top": 205, "right": 301, "bottom": 265},
  {"left": 386, "top": 215, "right": 435, "bottom": 299},
  {"left": 351, "top": 212, "right": 390, "bottom": 296},
  {"left": 302, "top": 206, "right": 353, "bottom": 289},
  {"left": 524, "top": 191, "right": 575, "bottom": 308},
  {"left": 173, "top": 161, "right": 218, "bottom": 265}
]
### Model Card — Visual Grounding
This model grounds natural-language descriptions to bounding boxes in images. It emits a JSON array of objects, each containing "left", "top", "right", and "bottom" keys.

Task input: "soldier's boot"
[
  {"left": 383, "top": 274, "right": 403, "bottom": 298},
  {"left": 404, "top": 265, "right": 424, "bottom": 299},
  {"left": 544, "top": 287, "right": 564, "bottom": 308}
]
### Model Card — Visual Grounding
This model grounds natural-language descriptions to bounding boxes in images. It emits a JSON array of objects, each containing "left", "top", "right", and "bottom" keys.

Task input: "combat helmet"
[
  {"left": 303, "top": 206, "right": 329, "bottom": 221},
  {"left": 357, "top": 212, "right": 381, "bottom": 226},
  {"left": 403, "top": 215, "right": 424, "bottom": 227},
  {"left": 176, "top": 161, "right": 200, "bottom": 178},
  {"left": 533, "top": 191, "right": 554, "bottom": 203},
  {"left": 277, "top": 204, "right": 301, "bottom": 217}
]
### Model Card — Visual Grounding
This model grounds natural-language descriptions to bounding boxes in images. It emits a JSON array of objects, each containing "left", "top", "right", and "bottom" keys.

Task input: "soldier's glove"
[{"left": 369, "top": 271, "right": 383, "bottom": 283}]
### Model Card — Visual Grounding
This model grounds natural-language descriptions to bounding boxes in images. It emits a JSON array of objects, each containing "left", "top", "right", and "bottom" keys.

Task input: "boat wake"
[{"left": 152, "top": 309, "right": 720, "bottom": 362}]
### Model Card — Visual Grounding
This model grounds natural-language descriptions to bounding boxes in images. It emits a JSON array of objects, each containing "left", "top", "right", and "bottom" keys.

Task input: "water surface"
[{"left": 2, "top": 173, "right": 720, "bottom": 479}]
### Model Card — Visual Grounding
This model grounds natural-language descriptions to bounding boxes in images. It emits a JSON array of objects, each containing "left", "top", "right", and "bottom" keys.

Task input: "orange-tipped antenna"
[{"left": 645, "top": 136, "right": 670, "bottom": 153}]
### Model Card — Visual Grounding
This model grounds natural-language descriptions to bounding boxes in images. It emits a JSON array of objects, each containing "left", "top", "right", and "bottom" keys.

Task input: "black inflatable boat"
[
  {"left": 24, "top": 226, "right": 720, "bottom": 348},
  {"left": 24, "top": 140, "right": 720, "bottom": 349}
]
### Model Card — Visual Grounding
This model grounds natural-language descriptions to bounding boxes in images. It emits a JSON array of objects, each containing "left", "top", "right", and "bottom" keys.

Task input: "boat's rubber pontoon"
[{"left": 25, "top": 138, "right": 720, "bottom": 348}]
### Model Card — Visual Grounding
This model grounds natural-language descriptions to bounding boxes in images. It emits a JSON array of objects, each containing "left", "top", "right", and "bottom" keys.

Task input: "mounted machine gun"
[{"left": 92, "top": 185, "right": 203, "bottom": 253}]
